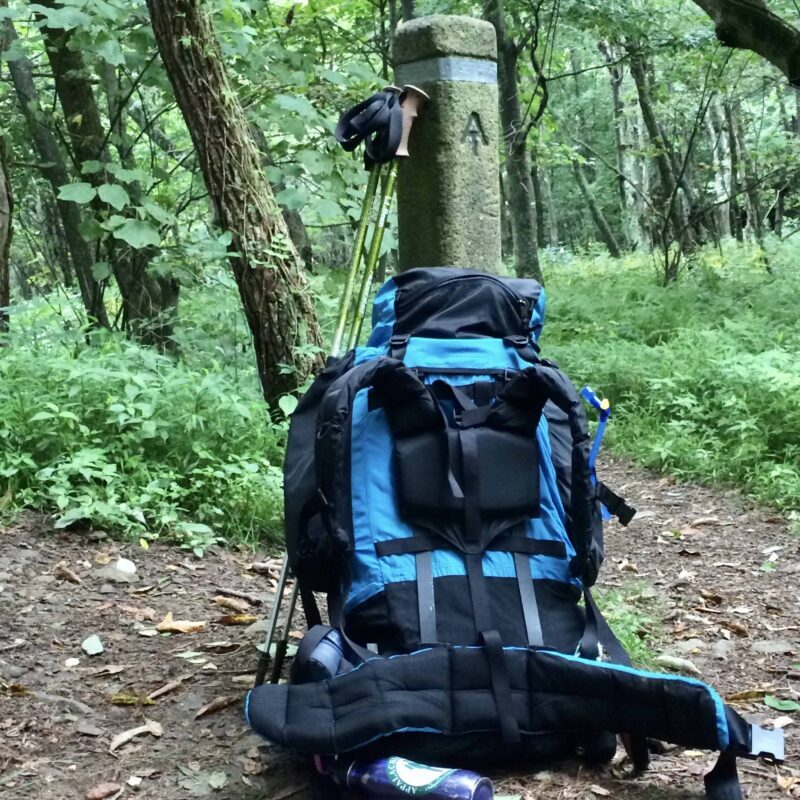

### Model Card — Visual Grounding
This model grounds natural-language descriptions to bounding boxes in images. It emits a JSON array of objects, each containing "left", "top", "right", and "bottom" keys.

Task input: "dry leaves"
[
  {"left": 109, "top": 719, "right": 163, "bottom": 754},
  {"left": 85, "top": 782, "right": 121, "bottom": 800},
  {"left": 212, "top": 595, "right": 250, "bottom": 613},
  {"left": 155, "top": 611, "right": 207, "bottom": 634},
  {"left": 214, "top": 613, "right": 258, "bottom": 626},
  {"left": 194, "top": 694, "right": 240, "bottom": 719},
  {"left": 55, "top": 562, "right": 82, "bottom": 584},
  {"left": 148, "top": 674, "right": 193, "bottom": 700}
]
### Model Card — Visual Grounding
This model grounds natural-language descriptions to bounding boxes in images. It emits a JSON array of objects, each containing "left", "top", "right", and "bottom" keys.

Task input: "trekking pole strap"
[{"left": 335, "top": 89, "right": 403, "bottom": 166}]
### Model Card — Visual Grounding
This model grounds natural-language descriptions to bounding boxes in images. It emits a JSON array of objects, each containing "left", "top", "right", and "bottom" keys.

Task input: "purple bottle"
[{"left": 342, "top": 756, "right": 494, "bottom": 799}]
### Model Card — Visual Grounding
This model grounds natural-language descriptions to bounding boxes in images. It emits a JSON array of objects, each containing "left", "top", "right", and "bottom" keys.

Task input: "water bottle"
[{"left": 335, "top": 756, "right": 494, "bottom": 799}]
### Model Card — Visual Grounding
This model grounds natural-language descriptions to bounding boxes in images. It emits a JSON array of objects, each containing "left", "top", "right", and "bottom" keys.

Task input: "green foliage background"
[{"left": 3, "top": 240, "right": 799, "bottom": 548}]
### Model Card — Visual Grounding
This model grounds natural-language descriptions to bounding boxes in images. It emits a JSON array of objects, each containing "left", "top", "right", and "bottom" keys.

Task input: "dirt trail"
[{"left": 1, "top": 457, "right": 798, "bottom": 799}]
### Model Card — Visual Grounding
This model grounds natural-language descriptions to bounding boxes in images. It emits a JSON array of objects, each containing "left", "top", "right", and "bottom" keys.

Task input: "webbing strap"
[
  {"left": 416, "top": 551, "right": 437, "bottom": 644},
  {"left": 375, "top": 533, "right": 566, "bottom": 558},
  {"left": 460, "top": 427, "right": 481, "bottom": 545},
  {"left": 480, "top": 629, "right": 521, "bottom": 744},
  {"left": 704, "top": 751, "right": 742, "bottom": 800},
  {"left": 596, "top": 482, "right": 636, "bottom": 527},
  {"left": 465, "top": 552, "right": 493, "bottom": 634},
  {"left": 514, "top": 552, "right": 543, "bottom": 647}
]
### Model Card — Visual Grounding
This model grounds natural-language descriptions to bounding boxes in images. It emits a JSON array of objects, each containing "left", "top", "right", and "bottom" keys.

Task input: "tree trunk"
[
  {"left": 39, "top": 9, "right": 174, "bottom": 344},
  {"left": 598, "top": 41, "right": 627, "bottom": 210},
  {"left": 691, "top": 0, "right": 800, "bottom": 86},
  {"left": 708, "top": 99, "right": 732, "bottom": 239},
  {"left": 0, "top": 138, "right": 11, "bottom": 332},
  {"left": 499, "top": 171, "right": 514, "bottom": 259},
  {"left": 401, "top": 0, "right": 415, "bottom": 22},
  {"left": 1, "top": 14, "right": 108, "bottom": 325},
  {"left": 726, "top": 100, "right": 763, "bottom": 243},
  {"left": 486, "top": 0, "right": 542, "bottom": 282},
  {"left": 530, "top": 159, "right": 546, "bottom": 249},
  {"left": 542, "top": 167, "right": 559, "bottom": 246},
  {"left": 571, "top": 160, "right": 622, "bottom": 257},
  {"left": 628, "top": 47, "right": 695, "bottom": 254},
  {"left": 146, "top": 0, "right": 323, "bottom": 406},
  {"left": 723, "top": 100, "right": 744, "bottom": 241}
]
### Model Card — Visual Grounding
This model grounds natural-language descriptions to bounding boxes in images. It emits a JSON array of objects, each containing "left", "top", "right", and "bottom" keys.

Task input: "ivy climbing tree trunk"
[
  {"left": 146, "top": 0, "right": 323, "bottom": 406},
  {"left": 571, "top": 160, "right": 621, "bottom": 257},
  {"left": 0, "top": 138, "right": 11, "bottom": 332}
]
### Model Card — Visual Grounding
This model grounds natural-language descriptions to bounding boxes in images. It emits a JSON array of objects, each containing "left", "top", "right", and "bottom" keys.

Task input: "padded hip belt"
[{"left": 246, "top": 645, "right": 780, "bottom": 761}]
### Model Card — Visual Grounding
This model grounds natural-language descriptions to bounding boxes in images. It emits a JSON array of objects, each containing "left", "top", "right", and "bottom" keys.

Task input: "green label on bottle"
[{"left": 386, "top": 757, "right": 455, "bottom": 796}]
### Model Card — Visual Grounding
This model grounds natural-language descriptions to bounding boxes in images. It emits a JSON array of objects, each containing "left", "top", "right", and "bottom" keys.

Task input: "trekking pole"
[
  {"left": 254, "top": 558, "right": 291, "bottom": 686},
  {"left": 331, "top": 87, "right": 403, "bottom": 358},
  {"left": 269, "top": 579, "right": 300, "bottom": 683},
  {"left": 346, "top": 86, "right": 428, "bottom": 350}
]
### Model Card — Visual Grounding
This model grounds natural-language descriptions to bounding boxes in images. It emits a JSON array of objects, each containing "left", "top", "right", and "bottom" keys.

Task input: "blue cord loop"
[{"left": 581, "top": 386, "right": 612, "bottom": 520}]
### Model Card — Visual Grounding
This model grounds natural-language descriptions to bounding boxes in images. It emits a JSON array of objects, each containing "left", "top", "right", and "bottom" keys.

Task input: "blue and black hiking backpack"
[{"left": 247, "top": 268, "right": 783, "bottom": 798}]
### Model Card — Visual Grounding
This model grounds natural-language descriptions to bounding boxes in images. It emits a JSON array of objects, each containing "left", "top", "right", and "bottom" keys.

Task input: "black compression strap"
[
  {"left": 466, "top": 552, "right": 493, "bottom": 634},
  {"left": 480, "top": 629, "right": 521, "bottom": 744},
  {"left": 514, "top": 552, "right": 543, "bottom": 647},
  {"left": 596, "top": 482, "right": 636, "bottom": 526},
  {"left": 704, "top": 751, "right": 742, "bottom": 800},
  {"left": 299, "top": 586, "right": 322, "bottom": 630},
  {"left": 375, "top": 534, "right": 566, "bottom": 558},
  {"left": 416, "top": 551, "right": 437, "bottom": 644},
  {"left": 460, "top": 428, "right": 481, "bottom": 544}
]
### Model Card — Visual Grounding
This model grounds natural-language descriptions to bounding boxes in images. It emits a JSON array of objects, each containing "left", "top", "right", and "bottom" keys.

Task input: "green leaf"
[
  {"left": 274, "top": 93, "right": 316, "bottom": 117},
  {"left": 98, "top": 183, "right": 130, "bottom": 211},
  {"left": 141, "top": 198, "right": 174, "bottom": 225},
  {"left": 275, "top": 186, "right": 306, "bottom": 210},
  {"left": 97, "top": 38, "right": 125, "bottom": 66},
  {"left": 31, "top": 4, "right": 90, "bottom": 29},
  {"left": 91, "top": 261, "right": 112, "bottom": 281},
  {"left": 29, "top": 411, "right": 55, "bottom": 422},
  {"left": 764, "top": 695, "right": 800, "bottom": 712},
  {"left": 112, "top": 219, "right": 160, "bottom": 249},
  {"left": 80, "top": 160, "right": 104, "bottom": 175},
  {"left": 58, "top": 182, "right": 97, "bottom": 204},
  {"left": 278, "top": 394, "right": 298, "bottom": 417}
]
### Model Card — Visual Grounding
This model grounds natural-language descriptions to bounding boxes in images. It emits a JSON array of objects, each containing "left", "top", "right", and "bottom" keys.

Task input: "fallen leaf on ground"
[
  {"left": 55, "top": 562, "right": 83, "bottom": 584},
  {"left": 208, "top": 771, "right": 228, "bottom": 789},
  {"left": 194, "top": 695, "right": 240, "bottom": 719},
  {"left": 654, "top": 654, "right": 701, "bottom": 675},
  {"left": 768, "top": 715, "right": 794, "bottom": 729},
  {"left": 1, "top": 682, "right": 30, "bottom": 696},
  {"left": 764, "top": 695, "right": 800, "bottom": 712},
  {"left": 778, "top": 775, "right": 800, "bottom": 791},
  {"left": 589, "top": 786, "right": 611, "bottom": 797},
  {"left": 110, "top": 692, "right": 156, "bottom": 706},
  {"left": 127, "top": 776, "right": 143, "bottom": 787},
  {"left": 81, "top": 635, "right": 104, "bottom": 656},
  {"left": 721, "top": 620, "right": 749, "bottom": 637},
  {"left": 202, "top": 641, "right": 238, "bottom": 653},
  {"left": 88, "top": 664, "right": 127, "bottom": 676},
  {"left": 85, "top": 782, "right": 121, "bottom": 800},
  {"left": 109, "top": 718, "right": 163, "bottom": 754},
  {"left": 213, "top": 595, "right": 250, "bottom": 613},
  {"left": 726, "top": 688, "right": 765, "bottom": 703},
  {"left": 214, "top": 613, "right": 258, "bottom": 626},
  {"left": 76, "top": 720, "right": 105, "bottom": 737},
  {"left": 120, "top": 604, "right": 156, "bottom": 622},
  {"left": 155, "top": 611, "right": 207, "bottom": 634},
  {"left": 64, "top": 657, "right": 80, "bottom": 668},
  {"left": 148, "top": 674, "right": 193, "bottom": 700},
  {"left": 115, "top": 557, "right": 136, "bottom": 574}
]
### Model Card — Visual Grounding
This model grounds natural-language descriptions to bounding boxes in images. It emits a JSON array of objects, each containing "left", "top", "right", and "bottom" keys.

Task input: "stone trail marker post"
[{"left": 393, "top": 15, "right": 501, "bottom": 273}]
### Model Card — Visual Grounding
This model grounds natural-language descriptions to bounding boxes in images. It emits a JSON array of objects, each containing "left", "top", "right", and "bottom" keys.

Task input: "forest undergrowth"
[{"left": 1, "top": 239, "right": 798, "bottom": 547}]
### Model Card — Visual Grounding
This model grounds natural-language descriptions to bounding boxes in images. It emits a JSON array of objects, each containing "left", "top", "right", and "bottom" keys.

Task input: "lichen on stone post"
[{"left": 393, "top": 15, "right": 501, "bottom": 273}]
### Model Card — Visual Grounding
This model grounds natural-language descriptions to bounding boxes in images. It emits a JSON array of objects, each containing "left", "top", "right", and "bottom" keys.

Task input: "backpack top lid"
[{"left": 368, "top": 267, "right": 545, "bottom": 348}]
